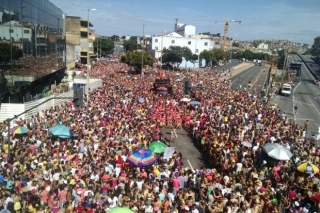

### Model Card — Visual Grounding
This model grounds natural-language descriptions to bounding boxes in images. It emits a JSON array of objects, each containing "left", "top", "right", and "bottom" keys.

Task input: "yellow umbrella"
[{"left": 297, "top": 162, "right": 319, "bottom": 174}]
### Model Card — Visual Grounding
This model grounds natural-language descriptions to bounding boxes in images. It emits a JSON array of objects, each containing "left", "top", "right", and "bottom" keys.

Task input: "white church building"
[{"left": 148, "top": 22, "right": 214, "bottom": 68}]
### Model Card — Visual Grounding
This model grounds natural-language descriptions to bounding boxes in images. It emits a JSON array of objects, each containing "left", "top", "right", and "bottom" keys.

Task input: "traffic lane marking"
[{"left": 307, "top": 96, "right": 320, "bottom": 117}]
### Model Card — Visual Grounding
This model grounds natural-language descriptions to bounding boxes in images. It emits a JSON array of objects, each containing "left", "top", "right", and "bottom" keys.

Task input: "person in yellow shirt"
[
  {"left": 28, "top": 203, "right": 37, "bottom": 213},
  {"left": 3, "top": 143, "right": 9, "bottom": 154}
]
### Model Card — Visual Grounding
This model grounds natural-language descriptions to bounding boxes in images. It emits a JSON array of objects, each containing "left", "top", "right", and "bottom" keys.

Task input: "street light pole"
[
  {"left": 99, "top": 37, "right": 101, "bottom": 58},
  {"left": 141, "top": 23, "right": 145, "bottom": 77},
  {"left": 160, "top": 31, "right": 165, "bottom": 69},
  {"left": 86, "top": 9, "right": 96, "bottom": 104}
]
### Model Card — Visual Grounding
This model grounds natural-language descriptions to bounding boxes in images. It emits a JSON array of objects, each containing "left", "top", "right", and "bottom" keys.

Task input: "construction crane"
[{"left": 215, "top": 14, "right": 241, "bottom": 52}]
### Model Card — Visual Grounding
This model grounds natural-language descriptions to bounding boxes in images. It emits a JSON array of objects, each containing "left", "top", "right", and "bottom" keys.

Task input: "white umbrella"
[
  {"left": 241, "top": 141, "right": 252, "bottom": 148},
  {"left": 180, "top": 98, "right": 191, "bottom": 102},
  {"left": 263, "top": 143, "right": 293, "bottom": 161}
]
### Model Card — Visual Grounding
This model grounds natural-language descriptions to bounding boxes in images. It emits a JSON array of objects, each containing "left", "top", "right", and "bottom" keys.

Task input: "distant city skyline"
[{"left": 50, "top": 0, "right": 320, "bottom": 44}]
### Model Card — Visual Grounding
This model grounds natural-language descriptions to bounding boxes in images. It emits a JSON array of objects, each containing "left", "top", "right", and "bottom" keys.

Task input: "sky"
[{"left": 50, "top": 0, "right": 320, "bottom": 44}]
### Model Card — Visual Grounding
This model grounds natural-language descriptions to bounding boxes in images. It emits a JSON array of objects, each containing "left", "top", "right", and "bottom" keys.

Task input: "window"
[
  {"left": 9, "top": 29, "right": 13, "bottom": 33},
  {"left": 196, "top": 49, "right": 199, "bottom": 53},
  {"left": 24, "top": 30, "right": 30, "bottom": 34},
  {"left": 155, "top": 46, "right": 158, "bottom": 50},
  {"left": 188, "top": 41, "right": 191, "bottom": 45},
  {"left": 171, "top": 40, "right": 175, "bottom": 44},
  {"left": 155, "top": 39, "right": 158, "bottom": 42},
  {"left": 204, "top": 42, "right": 208, "bottom": 46}
]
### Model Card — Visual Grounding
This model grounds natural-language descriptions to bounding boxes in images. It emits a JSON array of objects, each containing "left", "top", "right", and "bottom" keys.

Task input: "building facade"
[
  {"left": 65, "top": 16, "right": 94, "bottom": 70},
  {"left": 0, "top": 0, "right": 65, "bottom": 102},
  {"left": 258, "top": 42, "right": 269, "bottom": 53},
  {"left": 148, "top": 23, "right": 214, "bottom": 68}
]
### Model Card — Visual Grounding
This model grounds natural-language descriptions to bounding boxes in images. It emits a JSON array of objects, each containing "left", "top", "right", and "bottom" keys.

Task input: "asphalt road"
[
  {"left": 271, "top": 54, "right": 320, "bottom": 137},
  {"left": 160, "top": 128, "right": 204, "bottom": 170},
  {"left": 229, "top": 65, "right": 265, "bottom": 91},
  {"left": 211, "top": 61, "right": 242, "bottom": 72}
]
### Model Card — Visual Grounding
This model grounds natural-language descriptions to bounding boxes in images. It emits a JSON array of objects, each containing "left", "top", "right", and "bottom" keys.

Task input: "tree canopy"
[
  {"left": 232, "top": 50, "right": 272, "bottom": 61},
  {"left": 120, "top": 50, "right": 154, "bottom": 71},
  {"left": 0, "top": 42, "right": 22, "bottom": 63},
  {"left": 161, "top": 46, "right": 193, "bottom": 67},
  {"left": 304, "top": 48, "right": 313, "bottom": 55},
  {"left": 311, "top": 36, "right": 320, "bottom": 60},
  {"left": 123, "top": 37, "right": 139, "bottom": 52},
  {"left": 110, "top": 35, "right": 120, "bottom": 42},
  {"left": 199, "top": 48, "right": 229, "bottom": 66},
  {"left": 93, "top": 37, "right": 115, "bottom": 56}
]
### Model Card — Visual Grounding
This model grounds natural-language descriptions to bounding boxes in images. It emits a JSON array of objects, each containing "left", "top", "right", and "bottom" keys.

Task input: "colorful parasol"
[
  {"left": 13, "top": 126, "right": 29, "bottom": 135},
  {"left": 127, "top": 148, "right": 158, "bottom": 166},
  {"left": 49, "top": 123, "right": 73, "bottom": 138},
  {"left": 149, "top": 141, "right": 167, "bottom": 153},
  {"left": 297, "top": 162, "right": 319, "bottom": 174}
]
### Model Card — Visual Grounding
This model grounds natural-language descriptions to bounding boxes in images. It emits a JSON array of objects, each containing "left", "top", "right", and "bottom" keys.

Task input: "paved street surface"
[
  {"left": 229, "top": 65, "right": 265, "bottom": 91},
  {"left": 214, "top": 61, "right": 241, "bottom": 72},
  {"left": 271, "top": 54, "right": 320, "bottom": 138},
  {"left": 160, "top": 128, "right": 204, "bottom": 170}
]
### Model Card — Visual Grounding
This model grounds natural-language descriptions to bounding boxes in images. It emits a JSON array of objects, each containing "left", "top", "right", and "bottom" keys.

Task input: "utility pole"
[
  {"left": 141, "top": 23, "right": 145, "bottom": 77},
  {"left": 281, "top": 49, "right": 288, "bottom": 84}
]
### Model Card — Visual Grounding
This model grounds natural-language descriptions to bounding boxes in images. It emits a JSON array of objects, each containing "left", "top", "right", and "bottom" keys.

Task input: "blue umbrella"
[
  {"left": 127, "top": 149, "right": 158, "bottom": 167},
  {"left": 138, "top": 97, "right": 145, "bottom": 103},
  {"left": 190, "top": 101, "right": 201, "bottom": 106},
  {"left": 49, "top": 123, "right": 73, "bottom": 139}
]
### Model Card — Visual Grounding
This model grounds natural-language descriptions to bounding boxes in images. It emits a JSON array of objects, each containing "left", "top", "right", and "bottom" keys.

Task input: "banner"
[{"left": 163, "top": 147, "right": 175, "bottom": 160}]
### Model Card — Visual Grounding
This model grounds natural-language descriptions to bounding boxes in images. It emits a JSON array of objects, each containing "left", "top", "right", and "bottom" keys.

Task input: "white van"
[{"left": 281, "top": 83, "right": 292, "bottom": 96}]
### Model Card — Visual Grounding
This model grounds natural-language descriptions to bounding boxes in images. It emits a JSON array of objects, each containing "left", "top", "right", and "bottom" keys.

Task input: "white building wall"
[
  {"left": 0, "top": 23, "right": 32, "bottom": 41},
  {"left": 149, "top": 36, "right": 213, "bottom": 68},
  {"left": 174, "top": 24, "right": 196, "bottom": 38},
  {"left": 184, "top": 25, "right": 196, "bottom": 37}
]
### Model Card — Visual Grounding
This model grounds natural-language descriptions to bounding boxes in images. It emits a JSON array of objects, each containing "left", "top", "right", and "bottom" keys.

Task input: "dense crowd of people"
[
  {"left": 4, "top": 53, "right": 64, "bottom": 77},
  {"left": 0, "top": 58, "right": 319, "bottom": 213}
]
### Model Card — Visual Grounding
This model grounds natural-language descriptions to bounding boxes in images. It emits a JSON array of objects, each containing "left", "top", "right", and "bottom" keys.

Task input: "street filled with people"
[
  {"left": 4, "top": 53, "right": 65, "bottom": 78},
  {"left": 0, "top": 58, "right": 320, "bottom": 213}
]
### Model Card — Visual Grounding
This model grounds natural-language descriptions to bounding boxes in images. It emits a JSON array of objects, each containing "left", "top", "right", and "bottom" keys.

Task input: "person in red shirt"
[
  {"left": 85, "top": 203, "right": 93, "bottom": 213},
  {"left": 74, "top": 203, "right": 85, "bottom": 213}
]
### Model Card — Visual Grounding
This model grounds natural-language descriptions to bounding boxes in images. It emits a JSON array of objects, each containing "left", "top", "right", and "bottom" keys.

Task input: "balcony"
[{"left": 80, "top": 27, "right": 88, "bottom": 32}]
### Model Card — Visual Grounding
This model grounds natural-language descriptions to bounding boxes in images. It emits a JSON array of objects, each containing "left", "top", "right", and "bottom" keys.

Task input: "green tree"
[
  {"left": 120, "top": 50, "right": 154, "bottom": 71},
  {"left": 232, "top": 42, "right": 240, "bottom": 47},
  {"left": 199, "top": 50, "right": 211, "bottom": 66},
  {"left": 110, "top": 35, "right": 120, "bottom": 42},
  {"left": 123, "top": 37, "right": 139, "bottom": 52},
  {"left": 0, "top": 42, "right": 22, "bottom": 62},
  {"left": 190, "top": 54, "right": 199, "bottom": 68},
  {"left": 162, "top": 46, "right": 192, "bottom": 68},
  {"left": 93, "top": 37, "right": 115, "bottom": 56},
  {"left": 182, "top": 47, "right": 193, "bottom": 62},
  {"left": 304, "top": 48, "right": 313, "bottom": 55},
  {"left": 311, "top": 36, "right": 320, "bottom": 61}
]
